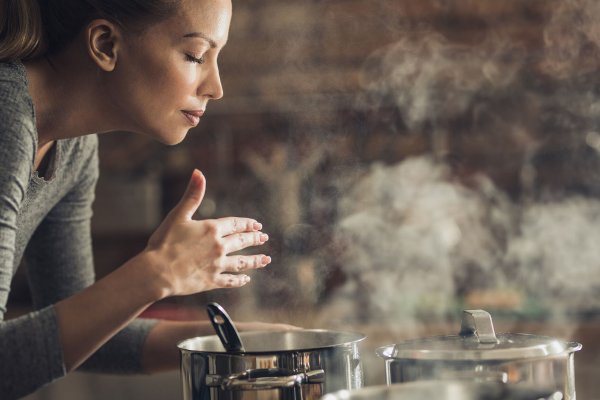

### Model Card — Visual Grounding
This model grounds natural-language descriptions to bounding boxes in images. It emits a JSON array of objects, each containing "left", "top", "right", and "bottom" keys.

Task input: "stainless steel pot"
[
  {"left": 376, "top": 310, "right": 581, "bottom": 399},
  {"left": 178, "top": 329, "right": 366, "bottom": 400},
  {"left": 320, "top": 381, "right": 563, "bottom": 400}
]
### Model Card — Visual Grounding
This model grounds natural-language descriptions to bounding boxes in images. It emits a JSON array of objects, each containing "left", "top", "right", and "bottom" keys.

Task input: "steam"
[
  {"left": 507, "top": 198, "right": 600, "bottom": 313},
  {"left": 359, "top": 34, "right": 524, "bottom": 131},
  {"left": 320, "top": 0, "right": 600, "bottom": 331},
  {"left": 325, "top": 157, "right": 600, "bottom": 325},
  {"left": 325, "top": 157, "right": 514, "bottom": 328},
  {"left": 541, "top": 0, "right": 600, "bottom": 79}
]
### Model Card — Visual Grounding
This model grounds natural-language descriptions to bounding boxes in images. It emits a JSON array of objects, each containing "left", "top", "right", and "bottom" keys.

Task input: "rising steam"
[{"left": 323, "top": 0, "right": 600, "bottom": 328}]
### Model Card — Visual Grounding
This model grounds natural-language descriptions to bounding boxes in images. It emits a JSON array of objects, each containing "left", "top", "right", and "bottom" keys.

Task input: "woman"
[{"left": 0, "top": 0, "right": 290, "bottom": 398}]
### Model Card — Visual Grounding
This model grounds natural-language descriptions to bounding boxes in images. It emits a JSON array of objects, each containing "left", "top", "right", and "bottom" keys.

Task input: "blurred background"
[{"left": 8, "top": 0, "right": 600, "bottom": 398}]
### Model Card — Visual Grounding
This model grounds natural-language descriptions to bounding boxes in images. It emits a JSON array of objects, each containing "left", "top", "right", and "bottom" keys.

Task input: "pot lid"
[{"left": 377, "top": 310, "right": 582, "bottom": 361}]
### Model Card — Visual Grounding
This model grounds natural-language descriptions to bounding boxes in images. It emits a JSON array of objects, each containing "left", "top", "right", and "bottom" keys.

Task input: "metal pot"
[
  {"left": 376, "top": 310, "right": 581, "bottom": 399},
  {"left": 178, "top": 329, "right": 366, "bottom": 400},
  {"left": 320, "top": 381, "right": 563, "bottom": 400}
]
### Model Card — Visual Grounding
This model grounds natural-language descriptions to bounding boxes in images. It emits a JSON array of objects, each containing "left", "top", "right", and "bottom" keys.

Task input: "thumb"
[{"left": 173, "top": 169, "right": 206, "bottom": 220}]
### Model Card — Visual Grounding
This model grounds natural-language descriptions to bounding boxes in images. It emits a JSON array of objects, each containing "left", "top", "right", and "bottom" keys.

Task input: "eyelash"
[{"left": 186, "top": 54, "right": 206, "bottom": 65}]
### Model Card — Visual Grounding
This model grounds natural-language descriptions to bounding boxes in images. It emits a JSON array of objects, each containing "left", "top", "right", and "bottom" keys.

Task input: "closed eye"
[{"left": 186, "top": 54, "right": 206, "bottom": 65}]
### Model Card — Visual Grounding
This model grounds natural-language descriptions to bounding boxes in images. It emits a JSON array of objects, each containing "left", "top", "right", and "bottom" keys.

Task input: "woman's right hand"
[{"left": 143, "top": 169, "right": 271, "bottom": 299}]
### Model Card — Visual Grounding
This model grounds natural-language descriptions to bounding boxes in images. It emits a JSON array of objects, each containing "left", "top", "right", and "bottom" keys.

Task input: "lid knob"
[{"left": 459, "top": 309, "right": 499, "bottom": 344}]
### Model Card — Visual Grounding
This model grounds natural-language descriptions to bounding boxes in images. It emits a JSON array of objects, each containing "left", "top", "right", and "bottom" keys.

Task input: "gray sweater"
[{"left": 0, "top": 61, "right": 157, "bottom": 399}]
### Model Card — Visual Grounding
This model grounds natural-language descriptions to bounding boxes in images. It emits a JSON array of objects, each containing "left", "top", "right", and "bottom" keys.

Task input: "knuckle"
[
  {"left": 238, "top": 258, "right": 247, "bottom": 271},
  {"left": 232, "top": 218, "right": 240, "bottom": 232},
  {"left": 255, "top": 232, "right": 262, "bottom": 245},
  {"left": 209, "top": 258, "right": 221, "bottom": 270},
  {"left": 213, "top": 242, "right": 226, "bottom": 256},
  {"left": 207, "top": 274, "right": 219, "bottom": 286},
  {"left": 238, "top": 234, "right": 246, "bottom": 246},
  {"left": 204, "top": 221, "right": 218, "bottom": 236}
]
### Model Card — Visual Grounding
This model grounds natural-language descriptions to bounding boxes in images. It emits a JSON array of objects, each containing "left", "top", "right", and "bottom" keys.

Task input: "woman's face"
[{"left": 107, "top": 0, "right": 232, "bottom": 144}]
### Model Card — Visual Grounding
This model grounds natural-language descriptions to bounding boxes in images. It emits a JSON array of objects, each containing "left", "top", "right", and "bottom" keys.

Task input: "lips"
[{"left": 182, "top": 110, "right": 204, "bottom": 126}]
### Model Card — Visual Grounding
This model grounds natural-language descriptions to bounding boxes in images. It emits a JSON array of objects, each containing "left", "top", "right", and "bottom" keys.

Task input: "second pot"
[{"left": 376, "top": 310, "right": 581, "bottom": 399}]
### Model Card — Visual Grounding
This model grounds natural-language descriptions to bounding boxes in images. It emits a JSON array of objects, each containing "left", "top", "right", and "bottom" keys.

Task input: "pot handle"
[
  {"left": 459, "top": 309, "right": 499, "bottom": 344},
  {"left": 221, "top": 368, "right": 325, "bottom": 391}
]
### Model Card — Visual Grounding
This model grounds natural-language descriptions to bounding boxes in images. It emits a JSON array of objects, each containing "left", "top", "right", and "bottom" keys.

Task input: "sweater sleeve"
[
  {"left": 25, "top": 135, "right": 159, "bottom": 375},
  {"left": 0, "top": 86, "right": 67, "bottom": 398}
]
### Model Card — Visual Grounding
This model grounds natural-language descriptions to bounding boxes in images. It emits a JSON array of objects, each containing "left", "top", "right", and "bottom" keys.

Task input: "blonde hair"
[{"left": 0, "top": 0, "right": 179, "bottom": 62}]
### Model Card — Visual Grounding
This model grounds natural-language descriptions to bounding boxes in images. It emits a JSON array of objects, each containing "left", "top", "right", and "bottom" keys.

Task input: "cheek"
[
  {"left": 181, "top": 63, "right": 199, "bottom": 86},
  {"left": 154, "top": 63, "right": 199, "bottom": 106}
]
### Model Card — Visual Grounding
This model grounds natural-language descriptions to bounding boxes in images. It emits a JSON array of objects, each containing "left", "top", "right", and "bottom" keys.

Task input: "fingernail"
[
  {"left": 261, "top": 256, "right": 271, "bottom": 266},
  {"left": 253, "top": 222, "right": 262, "bottom": 231},
  {"left": 244, "top": 275, "right": 251, "bottom": 283},
  {"left": 260, "top": 234, "right": 269, "bottom": 243}
]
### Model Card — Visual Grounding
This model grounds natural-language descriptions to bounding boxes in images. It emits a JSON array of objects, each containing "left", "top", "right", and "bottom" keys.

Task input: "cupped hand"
[{"left": 145, "top": 169, "right": 271, "bottom": 298}]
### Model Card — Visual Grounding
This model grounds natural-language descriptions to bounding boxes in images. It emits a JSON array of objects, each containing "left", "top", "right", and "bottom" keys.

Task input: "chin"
[
  {"left": 153, "top": 129, "right": 190, "bottom": 145},
  {"left": 165, "top": 134, "right": 188, "bottom": 146}
]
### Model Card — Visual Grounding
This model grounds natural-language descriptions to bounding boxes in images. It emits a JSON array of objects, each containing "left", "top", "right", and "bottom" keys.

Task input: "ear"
[{"left": 86, "top": 19, "right": 121, "bottom": 72}]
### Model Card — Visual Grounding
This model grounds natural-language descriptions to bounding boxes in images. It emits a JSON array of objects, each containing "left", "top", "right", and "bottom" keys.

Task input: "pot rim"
[{"left": 178, "top": 329, "right": 367, "bottom": 355}]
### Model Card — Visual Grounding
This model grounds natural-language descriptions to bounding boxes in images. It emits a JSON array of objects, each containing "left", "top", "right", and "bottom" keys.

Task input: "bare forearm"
[{"left": 54, "top": 251, "right": 165, "bottom": 371}]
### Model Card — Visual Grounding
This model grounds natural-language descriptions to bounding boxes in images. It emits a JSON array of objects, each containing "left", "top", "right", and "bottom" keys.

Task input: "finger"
[
  {"left": 216, "top": 217, "right": 262, "bottom": 237},
  {"left": 172, "top": 169, "right": 206, "bottom": 221},
  {"left": 220, "top": 255, "right": 272, "bottom": 273},
  {"left": 213, "top": 274, "right": 251, "bottom": 288},
  {"left": 222, "top": 231, "right": 269, "bottom": 254}
]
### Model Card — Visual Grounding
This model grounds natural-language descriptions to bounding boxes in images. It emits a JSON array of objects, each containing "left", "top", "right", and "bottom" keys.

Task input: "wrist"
[{"left": 126, "top": 248, "right": 172, "bottom": 302}]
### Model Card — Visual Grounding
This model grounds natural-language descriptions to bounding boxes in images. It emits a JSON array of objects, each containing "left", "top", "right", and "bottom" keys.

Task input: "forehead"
[{"left": 145, "top": 0, "right": 232, "bottom": 47}]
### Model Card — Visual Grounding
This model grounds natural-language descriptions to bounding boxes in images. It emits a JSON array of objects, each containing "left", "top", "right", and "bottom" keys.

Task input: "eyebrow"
[{"left": 183, "top": 32, "right": 217, "bottom": 48}]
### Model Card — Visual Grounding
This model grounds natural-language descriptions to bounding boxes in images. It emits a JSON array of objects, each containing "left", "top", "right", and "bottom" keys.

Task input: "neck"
[{"left": 23, "top": 48, "right": 122, "bottom": 147}]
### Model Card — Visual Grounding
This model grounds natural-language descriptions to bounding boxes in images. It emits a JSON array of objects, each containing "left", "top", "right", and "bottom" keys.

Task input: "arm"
[
  {"left": 3, "top": 164, "right": 269, "bottom": 400},
  {"left": 0, "top": 102, "right": 61, "bottom": 399},
  {"left": 53, "top": 170, "right": 272, "bottom": 372},
  {"left": 25, "top": 138, "right": 158, "bottom": 373}
]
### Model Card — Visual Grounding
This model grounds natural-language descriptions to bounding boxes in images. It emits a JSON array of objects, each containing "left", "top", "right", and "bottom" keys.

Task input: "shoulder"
[{"left": 0, "top": 61, "right": 34, "bottom": 119}]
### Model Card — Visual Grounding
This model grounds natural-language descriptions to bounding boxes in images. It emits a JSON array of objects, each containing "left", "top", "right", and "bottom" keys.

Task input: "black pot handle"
[{"left": 207, "top": 302, "right": 246, "bottom": 353}]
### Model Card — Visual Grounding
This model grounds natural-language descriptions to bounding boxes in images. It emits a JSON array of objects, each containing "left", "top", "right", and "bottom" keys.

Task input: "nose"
[{"left": 199, "top": 61, "right": 224, "bottom": 100}]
